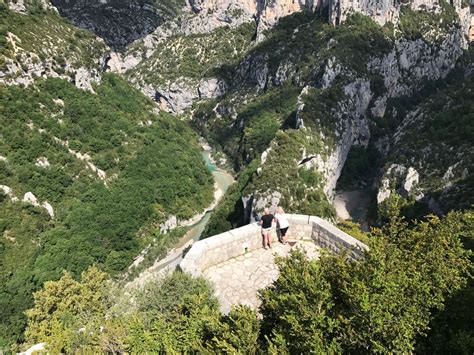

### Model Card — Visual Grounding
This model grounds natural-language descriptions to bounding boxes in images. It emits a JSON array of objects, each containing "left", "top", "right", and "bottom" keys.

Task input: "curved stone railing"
[{"left": 180, "top": 214, "right": 369, "bottom": 277}]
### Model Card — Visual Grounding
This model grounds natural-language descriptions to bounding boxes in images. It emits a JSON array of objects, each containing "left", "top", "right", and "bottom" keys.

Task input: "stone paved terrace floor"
[{"left": 203, "top": 240, "right": 320, "bottom": 312}]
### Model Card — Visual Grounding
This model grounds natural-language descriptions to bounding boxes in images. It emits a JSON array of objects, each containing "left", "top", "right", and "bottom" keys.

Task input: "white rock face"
[
  {"left": 7, "top": 0, "right": 27, "bottom": 12},
  {"left": 403, "top": 167, "right": 419, "bottom": 193},
  {"left": 20, "top": 192, "right": 55, "bottom": 218},
  {"left": 154, "top": 81, "right": 199, "bottom": 114},
  {"left": 149, "top": 78, "right": 226, "bottom": 114},
  {"left": 23, "top": 192, "right": 39, "bottom": 206},
  {"left": 377, "top": 164, "right": 420, "bottom": 204},
  {"left": 18, "top": 342, "right": 47, "bottom": 355},
  {"left": 369, "top": 30, "right": 467, "bottom": 99},
  {"left": 105, "top": 51, "right": 140, "bottom": 73},
  {"left": 256, "top": 0, "right": 317, "bottom": 41},
  {"left": 377, "top": 178, "right": 391, "bottom": 204},
  {"left": 35, "top": 157, "right": 50, "bottom": 168},
  {"left": 183, "top": 0, "right": 316, "bottom": 39},
  {"left": 328, "top": 0, "right": 400, "bottom": 26},
  {"left": 160, "top": 215, "right": 178, "bottom": 234},
  {"left": 7, "top": 0, "right": 57, "bottom": 13},
  {"left": 443, "top": 164, "right": 457, "bottom": 182},
  {"left": 260, "top": 147, "right": 272, "bottom": 165},
  {"left": 53, "top": 98, "right": 65, "bottom": 106},
  {"left": 75, "top": 67, "right": 101, "bottom": 93},
  {"left": 42, "top": 201, "right": 55, "bottom": 218},
  {"left": 0, "top": 185, "right": 13, "bottom": 197},
  {"left": 371, "top": 96, "right": 387, "bottom": 118},
  {"left": 321, "top": 57, "right": 342, "bottom": 89},
  {"left": 198, "top": 78, "right": 226, "bottom": 100}
]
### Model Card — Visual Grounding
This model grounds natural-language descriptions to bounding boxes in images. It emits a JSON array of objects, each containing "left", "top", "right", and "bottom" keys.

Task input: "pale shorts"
[{"left": 261, "top": 227, "right": 272, "bottom": 235}]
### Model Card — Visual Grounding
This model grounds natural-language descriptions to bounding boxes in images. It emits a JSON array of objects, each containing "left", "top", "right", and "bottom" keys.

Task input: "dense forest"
[{"left": 0, "top": 74, "right": 213, "bottom": 346}]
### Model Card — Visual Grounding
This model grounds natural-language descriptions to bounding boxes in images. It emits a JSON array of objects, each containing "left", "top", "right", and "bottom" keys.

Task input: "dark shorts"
[{"left": 280, "top": 227, "right": 289, "bottom": 236}]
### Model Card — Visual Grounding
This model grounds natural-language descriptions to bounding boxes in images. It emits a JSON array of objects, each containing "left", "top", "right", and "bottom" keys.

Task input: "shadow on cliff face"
[{"left": 51, "top": 0, "right": 183, "bottom": 50}]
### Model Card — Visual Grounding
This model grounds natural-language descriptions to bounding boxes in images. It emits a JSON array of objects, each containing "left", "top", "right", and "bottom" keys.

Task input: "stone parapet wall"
[
  {"left": 180, "top": 214, "right": 368, "bottom": 276},
  {"left": 310, "top": 216, "right": 368, "bottom": 260}
]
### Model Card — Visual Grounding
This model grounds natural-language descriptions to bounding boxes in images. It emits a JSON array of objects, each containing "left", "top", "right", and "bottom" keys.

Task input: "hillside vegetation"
[
  {"left": 1, "top": 0, "right": 473, "bottom": 351},
  {"left": 127, "top": 21, "right": 256, "bottom": 87},
  {"left": 0, "top": 3, "right": 107, "bottom": 77},
  {"left": 19, "top": 210, "right": 473, "bottom": 353},
  {"left": 0, "top": 74, "right": 213, "bottom": 346}
]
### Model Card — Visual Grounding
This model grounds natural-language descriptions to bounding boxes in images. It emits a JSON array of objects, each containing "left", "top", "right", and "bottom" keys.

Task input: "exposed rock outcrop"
[
  {"left": 375, "top": 66, "right": 473, "bottom": 212},
  {"left": 35, "top": 157, "right": 51, "bottom": 168},
  {"left": 377, "top": 164, "right": 420, "bottom": 204},
  {"left": 0, "top": 188, "right": 55, "bottom": 218},
  {"left": 224, "top": 4, "right": 469, "bottom": 217},
  {"left": 7, "top": 0, "right": 57, "bottom": 13},
  {"left": 144, "top": 78, "right": 225, "bottom": 114}
]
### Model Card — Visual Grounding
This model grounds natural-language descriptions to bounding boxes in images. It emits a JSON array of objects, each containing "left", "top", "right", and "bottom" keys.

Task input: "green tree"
[
  {"left": 205, "top": 306, "right": 261, "bottom": 354},
  {"left": 259, "top": 249, "right": 342, "bottom": 353},
  {"left": 416, "top": 211, "right": 474, "bottom": 354},
  {"left": 24, "top": 266, "right": 110, "bottom": 353},
  {"left": 126, "top": 271, "right": 220, "bottom": 353},
  {"left": 259, "top": 212, "right": 472, "bottom": 353}
]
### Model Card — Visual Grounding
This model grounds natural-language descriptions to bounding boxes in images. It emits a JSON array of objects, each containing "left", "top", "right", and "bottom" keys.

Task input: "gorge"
[{"left": 1, "top": 0, "right": 473, "bottom": 352}]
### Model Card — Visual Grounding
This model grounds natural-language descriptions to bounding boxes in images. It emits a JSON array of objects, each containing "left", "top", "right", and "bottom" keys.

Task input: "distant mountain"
[{"left": 50, "top": 0, "right": 186, "bottom": 49}]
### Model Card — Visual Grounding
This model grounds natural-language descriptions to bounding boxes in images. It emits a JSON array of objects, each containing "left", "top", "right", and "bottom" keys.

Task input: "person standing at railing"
[
  {"left": 275, "top": 206, "right": 290, "bottom": 244},
  {"left": 259, "top": 208, "right": 275, "bottom": 250}
]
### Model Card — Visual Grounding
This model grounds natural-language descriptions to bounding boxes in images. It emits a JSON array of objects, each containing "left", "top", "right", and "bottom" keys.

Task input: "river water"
[{"left": 178, "top": 150, "right": 234, "bottom": 243}]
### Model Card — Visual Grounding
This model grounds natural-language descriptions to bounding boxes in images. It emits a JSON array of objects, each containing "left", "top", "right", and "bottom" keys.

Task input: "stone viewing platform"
[{"left": 179, "top": 214, "right": 368, "bottom": 312}]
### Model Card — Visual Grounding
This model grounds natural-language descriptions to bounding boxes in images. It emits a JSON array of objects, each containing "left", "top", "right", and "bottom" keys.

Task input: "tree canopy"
[{"left": 21, "top": 211, "right": 473, "bottom": 353}]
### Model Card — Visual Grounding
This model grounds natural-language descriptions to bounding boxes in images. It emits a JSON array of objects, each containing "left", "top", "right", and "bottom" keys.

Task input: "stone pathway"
[{"left": 203, "top": 240, "right": 320, "bottom": 312}]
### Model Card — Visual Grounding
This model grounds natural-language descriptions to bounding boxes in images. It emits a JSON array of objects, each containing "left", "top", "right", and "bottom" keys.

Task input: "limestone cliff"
[
  {"left": 376, "top": 54, "right": 474, "bottom": 213},
  {"left": 1, "top": 1, "right": 110, "bottom": 91},
  {"left": 195, "top": 3, "right": 472, "bottom": 224}
]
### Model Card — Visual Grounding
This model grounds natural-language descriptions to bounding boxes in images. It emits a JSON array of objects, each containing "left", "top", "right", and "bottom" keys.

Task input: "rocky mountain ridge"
[
  {"left": 193, "top": 4, "right": 472, "bottom": 223},
  {"left": 1, "top": 1, "right": 109, "bottom": 91},
  {"left": 6, "top": 0, "right": 472, "bottom": 222}
]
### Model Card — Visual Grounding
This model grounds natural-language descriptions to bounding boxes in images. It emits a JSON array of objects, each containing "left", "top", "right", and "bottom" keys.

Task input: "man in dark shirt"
[{"left": 259, "top": 208, "right": 275, "bottom": 249}]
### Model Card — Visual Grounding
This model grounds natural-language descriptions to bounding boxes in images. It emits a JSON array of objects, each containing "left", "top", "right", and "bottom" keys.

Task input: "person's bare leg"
[
  {"left": 266, "top": 232, "right": 271, "bottom": 248},
  {"left": 262, "top": 233, "right": 266, "bottom": 249}
]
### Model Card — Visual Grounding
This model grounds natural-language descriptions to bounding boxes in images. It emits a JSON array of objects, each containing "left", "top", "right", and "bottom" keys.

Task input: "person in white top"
[{"left": 275, "top": 206, "right": 290, "bottom": 244}]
